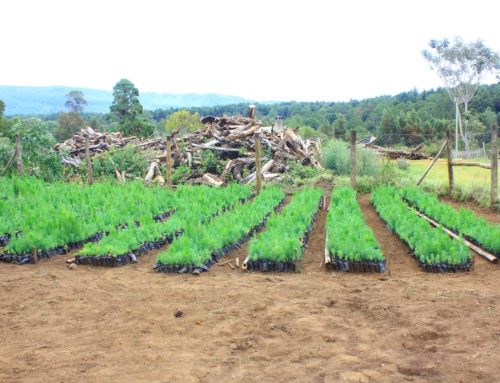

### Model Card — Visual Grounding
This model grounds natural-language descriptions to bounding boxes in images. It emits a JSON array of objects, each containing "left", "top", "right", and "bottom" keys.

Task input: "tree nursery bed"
[{"left": 0, "top": 191, "right": 499, "bottom": 383}]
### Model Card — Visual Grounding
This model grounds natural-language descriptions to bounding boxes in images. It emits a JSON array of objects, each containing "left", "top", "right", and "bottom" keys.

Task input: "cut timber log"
[
  {"left": 202, "top": 173, "right": 224, "bottom": 187},
  {"left": 191, "top": 143, "right": 240, "bottom": 152},
  {"left": 219, "top": 160, "right": 233, "bottom": 181},
  {"left": 61, "top": 157, "right": 81, "bottom": 167},
  {"left": 145, "top": 161, "right": 158, "bottom": 184},
  {"left": 263, "top": 172, "right": 280, "bottom": 180},
  {"left": 451, "top": 160, "right": 492, "bottom": 169},
  {"left": 245, "top": 159, "right": 274, "bottom": 183}
]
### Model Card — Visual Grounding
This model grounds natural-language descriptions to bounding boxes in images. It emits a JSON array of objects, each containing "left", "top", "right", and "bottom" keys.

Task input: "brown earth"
[{"left": 1, "top": 191, "right": 499, "bottom": 383}]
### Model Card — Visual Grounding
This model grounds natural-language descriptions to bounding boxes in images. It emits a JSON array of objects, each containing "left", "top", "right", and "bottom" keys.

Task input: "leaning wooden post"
[
  {"left": 166, "top": 135, "right": 173, "bottom": 189},
  {"left": 491, "top": 124, "right": 498, "bottom": 206},
  {"left": 446, "top": 128, "right": 454, "bottom": 195},
  {"left": 255, "top": 132, "right": 262, "bottom": 194},
  {"left": 350, "top": 130, "right": 357, "bottom": 189},
  {"left": 416, "top": 140, "right": 447, "bottom": 186},
  {"left": 84, "top": 134, "right": 93, "bottom": 185},
  {"left": 15, "top": 133, "right": 23, "bottom": 175}
]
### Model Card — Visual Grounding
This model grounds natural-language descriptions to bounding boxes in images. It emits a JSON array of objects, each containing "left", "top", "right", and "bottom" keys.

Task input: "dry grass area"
[
  {"left": 405, "top": 159, "right": 497, "bottom": 206},
  {"left": 0, "top": 193, "right": 499, "bottom": 383}
]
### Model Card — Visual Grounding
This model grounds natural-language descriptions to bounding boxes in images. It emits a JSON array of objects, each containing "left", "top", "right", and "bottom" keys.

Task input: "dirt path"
[
  {"left": 1, "top": 193, "right": 499, "bottom": 383},
  {"left": 301, "top": 187, "right": 331, "bottom": 273},
  {"left": 358, "top": 194, "right": 421, "bottom": 276}
]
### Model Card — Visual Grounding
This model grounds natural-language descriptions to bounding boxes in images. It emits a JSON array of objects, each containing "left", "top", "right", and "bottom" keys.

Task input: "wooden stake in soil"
[
  {"left": 294, "top": 249, "right": 299, "bottom": 273},
  {"left": 446, "top": 129, "right": 454, "bottom": 195},
  {"left": 84, "top": 134, "right": 93, "bottom": 185},
  {"left": 15, "top": 133, "right": 23, "bottom": 175},
  {"left": 255, "top": 132, "right": 262, "bottom": 194},
  {"left": 491, "top": 124, "right": 498, "bottom": 207},
  {"left": 31, "top": 248, "right": 37, "bottom": 264},
  {"left": 324, "top": 234, "right": 331, "bottom": 265},
  {"left": 350, "top": 130, "right": 357, "bottom": 189},
  {"left": 166, "top": 135, "right": 172, "bottom": 189}
]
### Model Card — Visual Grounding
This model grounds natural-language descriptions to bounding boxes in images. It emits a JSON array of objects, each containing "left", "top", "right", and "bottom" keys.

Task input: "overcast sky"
[{"left": 1, "top": 0, "right": 499, "bottom": 102}]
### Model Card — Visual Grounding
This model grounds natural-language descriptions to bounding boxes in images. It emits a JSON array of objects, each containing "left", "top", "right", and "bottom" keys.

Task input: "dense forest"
[
  {"left": 1, "top": 80, "right": 499, "bottom": 181},
  {"left": 151, "top": 83, "right": 500, "bottom": 143}
]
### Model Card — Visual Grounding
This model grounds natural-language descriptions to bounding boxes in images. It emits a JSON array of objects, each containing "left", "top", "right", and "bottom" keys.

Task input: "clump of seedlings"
[
  {"left": 246, "top": 188, "right": 324, "bottom": 272},
  {"left": 371, "top": 185, "right": 472, "bottom": 272},
  {"left": 326, "top": 187, "right": 385, "bottom": 272},
  {"left": 154, "top": 187, "right": 286, "bottom": 274}
]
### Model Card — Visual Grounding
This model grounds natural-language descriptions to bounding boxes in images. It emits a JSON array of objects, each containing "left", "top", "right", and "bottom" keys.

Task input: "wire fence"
[{"left": 364, "top": 132, "right": 494, "bottom": 159}]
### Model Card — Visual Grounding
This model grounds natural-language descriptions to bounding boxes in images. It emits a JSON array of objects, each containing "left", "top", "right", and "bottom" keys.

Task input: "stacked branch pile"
[
  {"left": 357, "top": 136, "right": 428, "bottom": 160},
  {"left": 56, "top": 117, "right": 322, "bottom": 185}
]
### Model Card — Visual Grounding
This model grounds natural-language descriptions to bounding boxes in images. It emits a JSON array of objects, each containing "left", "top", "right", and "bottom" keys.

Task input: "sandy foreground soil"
[{"left": 1, "top": 192, "right": 499, "bottom": 383}]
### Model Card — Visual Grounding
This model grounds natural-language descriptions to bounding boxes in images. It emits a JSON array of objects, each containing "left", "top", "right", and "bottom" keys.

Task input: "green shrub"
[
  {"left": 90, "top": 145, "right": 152, "bottom": 179},
  {"left": 298, "top": 126, "right": 321, "bottom": 139},
  {"left": 322, "top": 139, "right": 380, "bottom": 177},
  {"left": 397, "top": 158, "right": 410, "bottom": 170},
  {"left": 200, "top": 150, "right": 222, "bottom": 174},
  {"left": 171, "top": 165, "right": 192, "bottom": 184}
]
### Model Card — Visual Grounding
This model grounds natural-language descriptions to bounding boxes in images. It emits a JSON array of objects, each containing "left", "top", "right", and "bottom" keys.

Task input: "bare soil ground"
[{"left": 1, "top": 192, "right": 499, "bottom": 383}]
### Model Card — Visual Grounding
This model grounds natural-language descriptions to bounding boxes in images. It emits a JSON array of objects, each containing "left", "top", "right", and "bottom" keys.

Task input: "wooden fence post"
[
  {"left": 166, "top": 135, "right": 172, "bottom": 189},
  {"left": 15, "top": 133, "right": 23, "bottom": 175},
  {"left": 350, "top": 130, "right": 357, "bottom": 189},
  {"left": 85, "top": 134, "right": 93, "bottom": 185},
  {"left": 491, "top": 124, "right": 498, "bottom": 206},
  {"left": 446, "top": 129, "right": 454, "bottom": 195},
  {"left": 248, "top": 104, "right": 256, "bottom": 119},
  {"left": 255, "top": 132, "right": 262, "bottom": 194}
]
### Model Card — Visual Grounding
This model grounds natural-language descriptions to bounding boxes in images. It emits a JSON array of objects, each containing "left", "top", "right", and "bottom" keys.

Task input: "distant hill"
[{"left": 0, "top": 85, "right": 249, "bottom": 115}]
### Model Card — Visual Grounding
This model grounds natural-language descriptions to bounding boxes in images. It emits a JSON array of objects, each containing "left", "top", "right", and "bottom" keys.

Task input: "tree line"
[{"left": 1, "top": 37, "right": 500, "bottom": 180}]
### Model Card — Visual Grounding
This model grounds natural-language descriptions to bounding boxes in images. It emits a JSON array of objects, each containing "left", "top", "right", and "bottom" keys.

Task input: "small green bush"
[
  {"left": 397, "top": 158, "right": 410, "bottom": 170},
  {"left": 200, "top": 150, "right": 222, "bottom": 174},
  {"left": 90, "top": 145, "right": 152, "bottom": 179},
  {"left": 171, "top": 165, "right": 192, "bottom": 184},
  {"left": 323, "top": 139, "right": 380, "bottom": 177}
]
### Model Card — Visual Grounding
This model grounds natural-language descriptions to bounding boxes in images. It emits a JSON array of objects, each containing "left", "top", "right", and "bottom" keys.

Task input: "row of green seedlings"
[
  {"left": 402, "top": 187, "right": 500, "bottom": 257},
  {"left": 0, "top": 176, "right": 66, "bottom": 248},
  {"left": 371, "top": 186, "right": 472, "bottom": 272},
  {"left": 75, "top": 184, "right": 252, "bottom": 267},
  {"left": 0, "top": 178, "right": 179, "bottom": 264},
  {"left": 154, "top": 187, "right": 286, "bottom": 274},
  {"left": 326, "top": 187, "right": 385, "bottom": 272},
  {"left": 245, "top": 188, "right": 324, "bottom": 272}
]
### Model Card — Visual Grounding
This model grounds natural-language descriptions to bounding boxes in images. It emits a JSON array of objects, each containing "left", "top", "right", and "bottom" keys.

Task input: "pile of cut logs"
[
  {"left": 56, "top": 115, "right": 323, "bottom": 186},
  {"left": 358, "top": 136, "right": 428, "bottom": 160},
  {"left": 55, "top": 127, "right": 158, "bottom": 167}
]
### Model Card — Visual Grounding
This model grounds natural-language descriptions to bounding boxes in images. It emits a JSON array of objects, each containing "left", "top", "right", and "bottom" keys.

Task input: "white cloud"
[{"left": 1, "top": 0, "right": 499, "bottom": 101}]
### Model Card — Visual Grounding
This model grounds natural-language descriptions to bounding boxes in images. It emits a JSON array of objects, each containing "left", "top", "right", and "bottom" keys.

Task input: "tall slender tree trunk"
[
  {"left": 15, "top": 134, "right": 23, "bottom": 175},
  {"left": 455, "top": 101, "right": 459, "bottom": 151},
  {"left": 462, "top": 100, "right": 470, "bottom": 151},
  {"left": 455, "top": 102, "right": 468, "bottom": 152}
]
